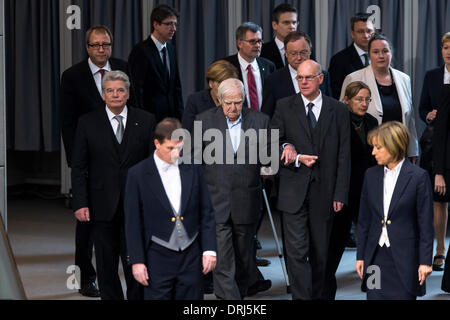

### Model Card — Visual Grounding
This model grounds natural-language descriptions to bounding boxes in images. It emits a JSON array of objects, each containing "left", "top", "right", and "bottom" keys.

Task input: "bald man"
[{"left": 270, "top": 60, "right": 350, "bottom": 300}]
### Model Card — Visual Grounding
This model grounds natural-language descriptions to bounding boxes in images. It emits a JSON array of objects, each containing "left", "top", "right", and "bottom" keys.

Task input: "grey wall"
[{"left": 0, "top": 0, "right": 6, "bottom": 228}]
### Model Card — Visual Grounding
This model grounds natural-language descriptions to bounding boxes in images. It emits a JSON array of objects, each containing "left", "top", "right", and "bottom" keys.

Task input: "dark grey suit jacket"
[
  {"left": 195, "top": 107, "right": 270, "bottom": 224},
  {"left": 270, "top": 94, "right": 351, "bottom": 219}
]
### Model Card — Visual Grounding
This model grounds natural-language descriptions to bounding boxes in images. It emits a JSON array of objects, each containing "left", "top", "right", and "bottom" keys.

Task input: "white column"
[{"left": 315, "top": 0, "right": 329, "bottom": 68}]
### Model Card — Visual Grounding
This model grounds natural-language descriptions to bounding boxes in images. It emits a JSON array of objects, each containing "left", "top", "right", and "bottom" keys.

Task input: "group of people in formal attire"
[{"left": 59, "top": 3, "right": 450, "bottom": 300}]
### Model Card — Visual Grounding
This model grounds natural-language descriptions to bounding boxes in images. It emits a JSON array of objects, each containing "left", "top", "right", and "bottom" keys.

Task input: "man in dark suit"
[
  {"left": 195, "top": 78, "right": 273, "bottom": 299},
  {"left": 262, "top": 31, "right": 332, "bottom": 118},
  {"left": 124, "top": 118, "right": 217, "bottom": 300},
  {"left": 222, "top": 22, "right": 276, "bottom": 113},
  {"left": 222, "top": 22, "right": 275, "bottom": 269},
  {"left": 261, "top": 3, "right": 298, "bottom": 70},
  {"left": 270, "top": 60, "right": 350, "bottom": 300},
  {"left": 128, "top": 4, "right": 183, "bottom": 122},
  {"left": 71, "top": 71, "right": 156, "bottom": 300},
  {"left": 60, "top": 25, "right": 128, "bottom": 297},
  {"left": 328, "top": 13, "right": 375, "bottom": 99}
]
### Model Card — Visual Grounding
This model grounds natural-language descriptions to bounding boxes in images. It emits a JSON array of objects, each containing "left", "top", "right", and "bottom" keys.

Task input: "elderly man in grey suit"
[
  {"left": 270, "top": 60, "right": 351, "bottom": 300},
  {"left": 194, "top": 79, "right": 273, "bottom": 300}
]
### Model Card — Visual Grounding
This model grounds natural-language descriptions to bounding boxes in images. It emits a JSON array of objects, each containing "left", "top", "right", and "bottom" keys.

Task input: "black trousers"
[
  {"left": 282, "top": 186, "right": 333, "bottom": 300},
  {"left": 92, "top": 211, "right": 142, "bottom": 300},
  {"left": 144, "top": 241, "right": 203, "bottom": 300},
  {"left": 322, "top": 206, "right": 354, "bottom": 300},
  {"left": 74, "top": 220, "right": 96, "bottom": 285}
]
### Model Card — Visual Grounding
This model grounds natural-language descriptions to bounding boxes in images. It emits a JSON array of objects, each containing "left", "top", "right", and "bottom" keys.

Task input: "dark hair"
[
  {"left": 368, "top": 33, "right": 392, "bottom": 53},
  {"left": 85, "top": 25, "right": 113, "bottom": 45},
  {"left": 284, "top": 31, "right": 312, "bottom": 49},
  {"left": 154, "top": 118, "right": 182, "bottom": 144},
  {"left": 235, "top": 22, "right": 263, "bottom": 41},
  {"left": 344, "top": 81, "right": 371, "bottom": 100},
  {"left": 272, "top": 3, "right": 297, "bottom": 23},
  {"left": 350, "top": 12, "right": 372, "bottom": 31},
  {"left": 151, "top": 4, "right": 179, "bottom": 33}
]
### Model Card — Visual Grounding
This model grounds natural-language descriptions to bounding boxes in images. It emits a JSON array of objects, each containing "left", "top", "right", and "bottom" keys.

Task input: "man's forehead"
[
  {"left": 104, "top": 80, "right": 126, "bottom": 88},
  {"left": 245, "top": 30, "right": 262, "bottom": 39}
]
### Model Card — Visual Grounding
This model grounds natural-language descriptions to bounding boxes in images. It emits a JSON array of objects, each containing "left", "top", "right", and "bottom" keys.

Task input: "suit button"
[
  {"left": 381, "top": 220, "right": 385, "bottom": 225},
  {"left": 387, "top": 220, "right": 392, "bottom": 225},
  {"left": 172, "top": 217, "right": 176, "bottom": 223},
  {"left": 181, "top": 217, "right": 184, "bottom": 221}
]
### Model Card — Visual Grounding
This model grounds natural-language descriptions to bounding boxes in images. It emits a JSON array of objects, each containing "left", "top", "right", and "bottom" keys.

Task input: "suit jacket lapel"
[
  {"left": 318, "top": 97, "right": 334, "bottom": 151},
  {"left": 147, "top": 38, "right": 167, "bottom": 86},
  {"left": 84, "top": 60, "right": 103, "bottom": 102},
  {"left": 350, "top": 43, "right": 364, "bottom": 69},
  {"left": 256, "top": 58, "right": 268, "bottom": 86},
  {"left": 120, "top": 107, "right": 139, "bottom": 164},
  {"left": 145, "top": 157, "right": 174, "bottom": 215},
  {"left": 293, "top": 95, "right": 312, "bottom": 141},
  {"left": 179, "top": 164, "right": 193, "bottom": 215},
  {"left": 99, "top": 109, "right": 121, "bottom": 163},
  {"left": 374, "top": 165, "right": 385, "bottom": 219},
  {"left": 282, "top": 66, "right": 296, "bottom": 96},
  {"left": 387, "top": 160, "right": 413, "bottom": 219}
]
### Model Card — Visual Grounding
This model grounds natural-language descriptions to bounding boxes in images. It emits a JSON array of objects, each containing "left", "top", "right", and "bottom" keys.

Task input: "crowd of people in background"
[{"left": 59, "top": 3, "right": 450, "bottom": 300}]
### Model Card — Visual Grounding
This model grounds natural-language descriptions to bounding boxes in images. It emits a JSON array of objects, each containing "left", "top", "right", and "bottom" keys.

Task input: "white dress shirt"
[
  {"left": 294, "top": 93, "right": 323, "bottom": 168},
  {"left": 354, "top": 43, "right": 370, "bottom": 66},
  {"left": 238, "top": 53, "right": 263, "bottom": 110},
  {"left": 275, "top": 37, "right": 286, "bottom": 66},
  {"left": 226, "top": 115, "right": 243, "bottom": 153},
  {"left": 151, "top": 34, "right": 171, "bottom": 76},
  {"left": 444, "top": 65, "right": 450, "bottom": 84},
  {"left": 288, "top": 64, "right": 300, "bottom": 94},
  {"left": 105, "top": 106, "right": 128, "bottom": 135},
  {"left": 88, "top": 58, "right": 111, "bottom": 96},
  {"left": 153, "top": 152, "right": 216, "bottom": 257},
  {"left": 378, "top": 158, "right": 405, "bottom": 247},
  {"left": 154, "top": 152, "right": 181, "bottom": 214}
]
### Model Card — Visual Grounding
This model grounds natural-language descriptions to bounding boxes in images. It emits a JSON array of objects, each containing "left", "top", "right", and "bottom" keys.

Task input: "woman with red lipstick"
[
  {"left": 419, "top": 32, "right": 450, "bottom": 273},
  {"left": 340, "top": 34, "right": 419, "bottom": 163}
]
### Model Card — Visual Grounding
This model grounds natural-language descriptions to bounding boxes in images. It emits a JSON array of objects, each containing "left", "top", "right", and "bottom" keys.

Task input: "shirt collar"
[
  {"left": 384, "top": 158, "right": 405, "bottom": 175},
  {"left": 275, "top": 37, "right": 285, "bottom": 50},
  {"left": 301, "top": 92, "right": 323, "bottom": 109},
  {"left": 288, "top": 64, "right": 297, "bottom": 79},
  {"left": 105, "top": 105, "right": 128, "bottom": 122},
  {"left": 88, "top": 58, "right": 111, "bottom": 75},
  {"left": 151, "top": 34, "right": 167, "bottom": 51},
  {"left": 226, "top": 113, "right": 243, "bottom": 127},
  {"left": 444, "top": 65, "right": 450, "bottom": 83},
  {"left": 353, "top": 43, "right": 367, "bottom": 57},
  {"left": 154, "top": 151, "right": 179, "bottom": 172},
  {"left": 237, "top": 53, "right": 259, "bottom": 71}
]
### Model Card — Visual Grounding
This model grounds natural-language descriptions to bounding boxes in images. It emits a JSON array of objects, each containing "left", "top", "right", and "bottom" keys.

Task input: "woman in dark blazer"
[
  {"left": 324, "top": 81, "right": 378, "bottom": 299},
  {"left": 182, "top": 60, "right": 238, "bottom": 133},
  {"left": 433, "top": 84, "right": 450, "bottom": 292},
  {"left": 419, "top": 32, "right": 450, "bottom": 272},
  {"left": 356, "top": 121, "right": 434, "bottom": 300}
]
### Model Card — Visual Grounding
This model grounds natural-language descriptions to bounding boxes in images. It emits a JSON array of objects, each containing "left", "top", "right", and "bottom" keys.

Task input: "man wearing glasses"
[
  {"left": 60, "top": 25, "right": 129, "bottom": 298},
  {"left": 223, "top": 22, "right": 276, "bottom": 113},
  {"left": 261, "top": 3, "right": 298, "bottom": 70},
  {"left": 128, "top": 4, "right": 183, "bottom": 123},
  {"left": 328, "top": 13, "right": 376, "bottom": 100},
  {"left": 262, "top": 31, "right": 332, "bottom": 118},
  {"left": 270, "top": 60, "right": 350, "bottom": 300}
]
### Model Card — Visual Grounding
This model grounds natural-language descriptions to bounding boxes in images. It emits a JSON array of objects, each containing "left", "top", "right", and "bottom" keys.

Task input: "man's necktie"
[
  {"left": 307, "top": 103, "right": 317, "bottom": 129},
  {"left": 114, "top": 115, "right": 124, "bottom": 144},
  {"left": 161, "top": 47, "right": 169, "bottom": 85},
  {"left": 363, "top": 53, "right": 370, "bottom": 67},
  {"left": 247, "top": 64, "right": 259, "bottom": 111},
  {"left": 98, "top": 69, "right": 106, "bottom": 78}
]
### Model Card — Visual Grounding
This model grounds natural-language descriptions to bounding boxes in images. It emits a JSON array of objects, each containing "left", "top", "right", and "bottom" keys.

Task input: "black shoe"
[
  {"left": 247, "top": 280, "right": 272, "bottom": 297},
  {"left": 79, "top": 282, "right": 100, "bottom": 298},
  {"left": 256, "top": 256, "right": 271, "bottom": 267},
  {"left": 433, "top": 255, "right": 446, "bottom": 271}
]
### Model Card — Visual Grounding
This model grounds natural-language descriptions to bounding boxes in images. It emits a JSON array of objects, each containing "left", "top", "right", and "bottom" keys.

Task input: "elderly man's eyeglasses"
[
  {"left": 296, "top": 74, "right": 321, "bottom": 82},
  {"left": 287, "top": 50, "right": 311, "bottom": 58},
  {"left": 241, "top": 39, "right": 263, "bottom": 46},
  {"left": 353, "top": 97, "right": 372, "bottom": 103},
  {"left": 88, "top": 43, "right": 112, "bottom": 50}
]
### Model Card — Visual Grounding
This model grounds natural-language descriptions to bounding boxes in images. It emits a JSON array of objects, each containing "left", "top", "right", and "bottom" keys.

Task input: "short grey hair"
[
  {"left": 218, "top": 78, "right": 245, "bottom": 101},
  {"left": 236, "top": 22, "right": 263, "bottom": 41},
  {"left": 101, "top": 70, "right": 130, "bottom": 91}
]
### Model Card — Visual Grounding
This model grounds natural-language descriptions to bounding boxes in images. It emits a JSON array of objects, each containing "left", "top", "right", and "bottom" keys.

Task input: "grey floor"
[{"left": 6, "top": 192, "right": 450, "bottom": 300}]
